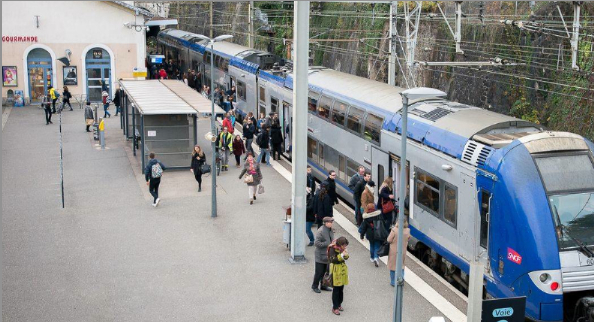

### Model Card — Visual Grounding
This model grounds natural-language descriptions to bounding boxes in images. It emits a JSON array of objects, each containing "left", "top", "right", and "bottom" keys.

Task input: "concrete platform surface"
[{"left": 3, "top": 105, "right": 453, "bottom": 321}]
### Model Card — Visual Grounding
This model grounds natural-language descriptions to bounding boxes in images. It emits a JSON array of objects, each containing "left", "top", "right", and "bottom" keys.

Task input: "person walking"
[
  {"left": 361, "top": 180, "right": 375, "bottom": 211},
  {"left": 313, "top": 183, "right": 334, "bottom": 227},
  {"left": 102, "top": 91, "right": 111, "bottom": 118},
  {"left": 238, "top": 153, "right": 262, "bottom": 205},
  {"left": 49, "top": 85, "right": 59, "bottom": 113},
  {"left": 222, "top": 113, "right": 233, "bottom": 133},
  {"left": 242, "top": 117, "right": 256, "bottom": 157},
  {"left": 113, "top": 87, "right": 121, "bottom": 116},
  {"left": 84, "top": 101, "right": 94, "bottom": 132},
  {"left": 43, "top": 93, "right": 53, "bottom": 125},
  {"left": 329, "top": 236, "right": 350, "bottom": 315},
  {"left": 158, "top": 68, "right": 167, "bottom": 79},
  {"left": 387, "top": 219, "right": 411, "bottom": 286},
  {"left": 312, "top": 216, "right": 335, "bottom": 293},
  {"left": 218, "top": 127, "right": 233, "bottom": 171},
  {"left": 256, "top": 112, "right": 266, "bottom": 133},
  {"left": 256, "top": 125, "right": 271, "bottom": 166},
  {"left": 359, "top": 203, "right": 384, "bottom": 267},
  {"left": 353, "top": 171, "right": 371, "bottom": 226},
  {"left": 232, "top": 134, "right": 245, "bottom": 168},
  {"left": 144, "top": 152, "right": 167, "bottom": 207},
  {"left": 323, "top": 170, "right": 339, "bottom": 205},
  {"left": 349, "top": 166, "right": 366, "bottom": 224},
  {"left": 190, "top": 145, "right": 206, "bottom": 192},
  {"left": 62, "top": 86, "right": 73, "bottom": 111},
  {"left": 229, "top": 110, "right": 236, "bottom": 128},
  {"left": 306, "top": 191, "right": 316, "bottom": 246},
  {"left": 247, "top": 112, "right": 257, "bottom": 128},
  {"left": 306, "top": 165, "right": 316, "bottom": 196},
  {"left": 270, "top": 120, "right": 283, "bottom": 161},
  {"left": 377, "top": 177, "right": 396, "bottom": 227}
]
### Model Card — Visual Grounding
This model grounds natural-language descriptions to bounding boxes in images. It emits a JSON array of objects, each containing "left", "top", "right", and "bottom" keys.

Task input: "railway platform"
[{"left": 3, "top": 105, "right": 466, "bottom": 321}]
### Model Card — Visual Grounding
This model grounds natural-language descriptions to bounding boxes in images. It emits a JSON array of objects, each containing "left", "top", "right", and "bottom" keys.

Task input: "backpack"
[
  {"left": 372, "top": 217, "right": 389, "bottom": 241},
  {"left": 151, "top": 162, "right": 163, "bottom": 179},
  {"left": 256, "top": 133, "right": 263, "bottom": 146},
  {"left": 54, "top": 90, "right": 60, "bottom": 99}
]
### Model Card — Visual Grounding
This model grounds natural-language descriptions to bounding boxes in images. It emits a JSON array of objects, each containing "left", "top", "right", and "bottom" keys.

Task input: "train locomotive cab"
[{"left": 483, "top": 132, "right": 594, "bottom": 322}]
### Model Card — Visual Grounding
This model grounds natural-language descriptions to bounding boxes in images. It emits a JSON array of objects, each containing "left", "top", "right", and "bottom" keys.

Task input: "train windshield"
[
  {"left": 534, "top": 152, "right": 594, "bottom": 251},
  {"left": 549, "top": 192, "right": 594, "bottom": 251}
]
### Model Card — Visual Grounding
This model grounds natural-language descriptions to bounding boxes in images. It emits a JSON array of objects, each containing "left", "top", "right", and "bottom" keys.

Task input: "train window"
[
  {"left": 221, "top": 58, "right": 229, "bottom": 72},
  {"left": 479, "top": 190, "right": 491, "bottom": 249},
  {"left": 308, "top": 136, "right": 317, "bottom": 162},
  {"left": 331, "top": 101, "right": 348, "bottom": 127},
  {"left": 325, "top": 146, "right": 340, "bottom": 174},
  {"left": 346, "top": 106, "right": 365, "bottom": 134},
  {"left": 339, "top": 155, "right": 347, "bottom": 182},
  {"left": 443, "top": 184, "right": 457, "bottom": 227},
  {"left": 259, "top": 86, "right": 266, "bottom": 103},
  {"left": 319, "top": 144, "right": 325, "bottom": 168},
  {"left": 308, "top": 91, "right": 320, "bottom": 113},
  {"left": 317, "top": 95, "right": 333, "bottom": 120},
  {"left": 346, "top": 158, "right": 359, "bottom": 181},
  {"left": 378, "top": 165, "right": 385, "bottom": 188},
  {"left": 364, "top": 114, "right": 383, "bottom": 144},
  {"left": 415, "top": 169, "right": 440, "bottom": 216},
  {"left": 271, "top": 97, "right": 279, "bottom": 113},
  {"left": 237, "top": 81, "right": 246, "bottom": 101},
  {"left": 204, "top": 52, "right": 211, "bottom": 64}
]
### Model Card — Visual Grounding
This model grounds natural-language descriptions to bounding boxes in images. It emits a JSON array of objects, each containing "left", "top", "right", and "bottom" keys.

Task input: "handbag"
[
  {"left": 322, "top": 264, "right": 333, "bottom": 287},
  {"left": 377, "top": 241, "right": 390, "bottom": 257},
  {"left": 258, "top": 184, "right": 265, "bottom": 194},
  {"left": 200, "top": 163, "right": 211, "bottom": 174},
  {"left": 373, "top": 219, "right": 389, "bottom": 241},
  {"left": 382, "top": 198, "right": 395, "bottom": 214},
  {"left": 244, "top": 174, "right": 253, "bottom": 184}
]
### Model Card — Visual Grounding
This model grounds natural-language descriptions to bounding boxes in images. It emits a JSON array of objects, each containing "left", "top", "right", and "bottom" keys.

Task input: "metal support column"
[
  {"left": 210, "top": 2, "right": 214, "bottom": 39},
  {"left": 132, "top": 104, "right": 136, "bottom": 156},
  {"left": 210, "top": 41, "right": 217, "bottom": 218},
  {"left": 248, "top": 1, "right": 254, "bottom": 48},
  {"left": 193, "top": 114, "right": 198, "bottom": 146},
  {"left": 141, "top": 115, "right": 145, "bottom": 171},
  {"left": 455, "top": 1, "right": 463, "bottom": 54},
  {"left": 289, "top": 0, "right": 309, "bottom": 264},
  {"left": 120, "top": 89, "right": 124, "bottom": 130},
  {"left": 388, "top": 1, "right": 397, "bottom": 86},
  {"left": 571, "top": 1, "right": 581, "bottom": 70},
  {"left": 124, "top": 95, "right": 129, "bottom": 137}
]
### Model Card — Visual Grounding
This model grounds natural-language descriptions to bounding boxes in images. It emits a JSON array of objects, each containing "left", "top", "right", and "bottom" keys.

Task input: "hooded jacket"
[
  {"left": 361, "top": 185, "right": 375, "bottom": 210},
  {"left": 359, "top": 209, "right": 382, "bottom": 241}
]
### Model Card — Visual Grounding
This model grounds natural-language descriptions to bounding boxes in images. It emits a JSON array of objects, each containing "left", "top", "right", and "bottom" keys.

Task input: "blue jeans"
[
  {"left": 103, "top": 103, "right": 110, "bottom": 117},
  {"left": 369, "top": 240, "right": 381, "bottom": 260},
  {"left": 390, "top": 269, "right": 405, "bottom": 286},
  {"left": 256, "top": 148, "right": 270, "bottom": 165},
  {"left": 306, "top": 221, "right": 314, "bottom": 242}
]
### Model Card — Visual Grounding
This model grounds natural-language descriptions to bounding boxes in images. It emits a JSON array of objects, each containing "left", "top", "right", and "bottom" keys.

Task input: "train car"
[{"left": 157, "top": 29, "right": 594, "bottom": 321}]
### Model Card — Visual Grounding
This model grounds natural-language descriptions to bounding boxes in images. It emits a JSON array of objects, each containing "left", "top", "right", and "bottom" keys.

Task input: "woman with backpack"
[
  {"left": 238, "top": 152, "right": 263, "bottom": 205},
  {"left": 232, "top": 134, "right": 245, "bottom": 168},
  {"left": 190, "top": 145, "right": 206, "bottom": 192},
  {"left": 359, "top": 203, "right": 385, "bottom": 267},
  {"left": 62, "top": 86, "right": 73, "bottom": 111},
  {"left": 328, "top": 236, "right": 350, "bottom": 315}
]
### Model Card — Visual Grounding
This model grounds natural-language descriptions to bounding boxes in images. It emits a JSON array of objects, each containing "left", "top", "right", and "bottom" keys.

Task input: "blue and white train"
[{"left": 157, "top": 29, "right": 594, "bottom": 321}]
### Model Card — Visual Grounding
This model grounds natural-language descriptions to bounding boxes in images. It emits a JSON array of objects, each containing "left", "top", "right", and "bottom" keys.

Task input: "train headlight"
[{"left": 539, "top": 273, "right": 551, "bottom": 283}]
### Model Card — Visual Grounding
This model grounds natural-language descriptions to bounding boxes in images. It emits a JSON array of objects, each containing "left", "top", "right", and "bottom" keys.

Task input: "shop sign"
[{"left": 2, "top": 36, "right": 38, "bottom": 43}]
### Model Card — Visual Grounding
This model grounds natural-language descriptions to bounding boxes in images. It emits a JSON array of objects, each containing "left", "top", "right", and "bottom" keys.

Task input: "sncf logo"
[{"left": 507, "top": 247, "right": 522, "bottom": 265}]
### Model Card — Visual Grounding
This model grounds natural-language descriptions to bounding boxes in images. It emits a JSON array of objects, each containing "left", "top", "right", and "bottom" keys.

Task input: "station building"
[{"left": 1, "top": 1, "right": 152, "bottom": 104}]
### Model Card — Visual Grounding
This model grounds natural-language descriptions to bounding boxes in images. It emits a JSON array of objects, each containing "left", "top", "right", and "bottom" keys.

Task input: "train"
[{"left": 156, "top": 28, "right": 594, "bottom": 322}]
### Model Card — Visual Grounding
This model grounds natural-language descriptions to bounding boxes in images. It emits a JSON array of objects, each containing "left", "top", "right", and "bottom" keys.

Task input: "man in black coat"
[
  {"left": 270, "top": 121, "right": 283, "bottom": 161},
  {"left": 353, "top": 171, "right": 371, "bottom": 226},
  {"left": 256, "top": 126, "right": 271, "bottom": 166},
  {"left": 243, "top": 118, "right": 256, "bottom": 157},
  {"left": 306, "top": 165, "right": 316, "bottom": 196},
  {"left": 323, "top": 170, "right": 339, "bottom": 205}
]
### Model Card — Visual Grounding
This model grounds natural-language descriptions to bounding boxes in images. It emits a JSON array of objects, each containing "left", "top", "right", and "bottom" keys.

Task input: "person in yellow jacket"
[
  {"left": 328, "top": 236, "right": 349, "bottom": 315},
  {"left": 218, "top": 127, "right": 233, "bottom": 171},
  {"left": 49, "top": 85, "right": 59, "bottom": 113}
]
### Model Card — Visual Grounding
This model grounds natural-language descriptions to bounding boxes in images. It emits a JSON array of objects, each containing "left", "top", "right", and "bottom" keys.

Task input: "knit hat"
[{"left": 365, "top": 203, "right": 376, "bottom": 213}]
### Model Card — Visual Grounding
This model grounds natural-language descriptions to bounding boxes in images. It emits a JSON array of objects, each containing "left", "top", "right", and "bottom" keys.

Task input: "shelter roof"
[
  {"left": 159, "top": 80, "right": 226, "bottom": 115},
  {"left": 119, "top": 80, "right": 197, "bottom": 115}
]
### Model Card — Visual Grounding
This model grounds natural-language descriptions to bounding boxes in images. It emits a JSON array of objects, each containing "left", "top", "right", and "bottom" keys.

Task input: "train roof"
[{"left": 207, "top": 41, "right": 254, "bottom": 58}]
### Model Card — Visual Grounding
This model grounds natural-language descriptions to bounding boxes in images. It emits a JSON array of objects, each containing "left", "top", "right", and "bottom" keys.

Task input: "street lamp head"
[
  {"left": 194, "top": 34, "right": 211, "bottom": 42},
  {"left": 402, "top": 87, "right": 447, "bottom": 101},
  {"left": 214, "top": 34, "right": 233, "bottom": 42}
]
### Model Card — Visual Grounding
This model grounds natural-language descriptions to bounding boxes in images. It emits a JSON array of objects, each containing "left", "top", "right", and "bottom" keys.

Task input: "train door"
[
  {"left": 282, "top": 101, "right": 292, "bottom": 158},
  {"left": 390, "top": 153, "right": 411, "bottom": 219},
  {"left": 372, "top": 147, "right": 390, "bottom": 199},
  {"left": 477, "top": 173, "right": 496, "bottom": 276},
  {"left": 258, "top": 83, "right": 266, "bottom": 117}
]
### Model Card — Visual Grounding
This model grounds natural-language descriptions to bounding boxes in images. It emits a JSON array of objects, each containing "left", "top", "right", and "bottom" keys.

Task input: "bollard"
[{"left": 99, "top": 118, "right": 105, "bottom": 149}]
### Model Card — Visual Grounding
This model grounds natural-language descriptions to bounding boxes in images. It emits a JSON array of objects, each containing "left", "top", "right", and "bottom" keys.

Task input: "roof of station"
[
  {"left": 160, "top": 80, "right": 226, "bottom": 115},
  {"left": 119, "top": 80, "right": 197, "bottom": 115}
]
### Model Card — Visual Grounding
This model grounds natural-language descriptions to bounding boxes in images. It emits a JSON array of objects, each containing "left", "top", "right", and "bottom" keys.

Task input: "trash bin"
[{"left": 282, "top": 206, "right": 292, "bottom": 248}]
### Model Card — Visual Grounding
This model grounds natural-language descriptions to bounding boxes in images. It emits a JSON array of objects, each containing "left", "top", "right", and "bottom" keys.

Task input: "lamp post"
[
  {"left": 394, "top": 87, "right": 447, "bottom": 322},
  {"left": 195, "top": 34, "right": 233, "bottom": 218}
]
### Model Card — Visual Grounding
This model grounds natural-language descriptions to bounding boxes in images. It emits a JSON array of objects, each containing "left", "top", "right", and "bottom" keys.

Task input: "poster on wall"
[
  {"left": 2, "top": 66, "right": 18, "bottom": 87},
  {"left": 63, "top": 66, "right": 77, "bottom": 86},
  {"left": 14, "top": 90, "right": 24, "bottom": 107}
]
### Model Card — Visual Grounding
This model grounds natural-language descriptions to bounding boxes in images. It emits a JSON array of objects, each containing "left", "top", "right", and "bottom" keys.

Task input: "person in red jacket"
[
  {"left": 222, "top": 113, "right": 233, "bottom": 133},
  {"left": 232, "top": 135, "right": 245, "bottom": 167},
  {"left": 158, "top": 68, "right": 167, "bottom": 79}
]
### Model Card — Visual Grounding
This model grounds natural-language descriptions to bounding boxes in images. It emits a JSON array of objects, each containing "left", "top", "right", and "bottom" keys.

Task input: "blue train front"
[{"left": 481, "top": 132, "right": 594, "bottom": 321}]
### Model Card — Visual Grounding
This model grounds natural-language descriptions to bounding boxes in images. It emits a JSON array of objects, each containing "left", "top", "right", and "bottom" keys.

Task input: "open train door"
[
  {"left": 371, "top": 146, "right": 390, "bottom": 199},
  {"left": 477, "top": 171, "right": 496, "bottom": 278}
]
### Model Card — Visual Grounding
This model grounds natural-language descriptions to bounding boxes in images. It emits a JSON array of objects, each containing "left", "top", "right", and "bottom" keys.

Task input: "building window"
[
  {"left": 317, "top": 95, "right": 333, "bottom": 120},
  {"left": 331, "top": 101, "right": 348, "bottom": 127},
  {"left": 346, "top": 106, "right": 365, "bottom": 134},
  {"left": 237, "top": 81, "right": 246, "bottom": 101},
  {"left": 308, "top": 91, "right": 319, "bottom": 113},
  {"left": 415, "top": 169, "right": 440, "bottom": 216},
  {"left": 271, "top": 97, "right": 279, "bottom": 113},
  {"left": 364, "top": 114, "right": 383, "bottom": 144}
]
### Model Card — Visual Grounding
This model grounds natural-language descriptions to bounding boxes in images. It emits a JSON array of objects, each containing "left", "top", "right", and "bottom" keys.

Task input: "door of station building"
[
  {"left": 85, "top": 48, "right": 111, "bottom": 102},
  {"left": 27, "top": 48, "right": 53, "bottom": 104}
]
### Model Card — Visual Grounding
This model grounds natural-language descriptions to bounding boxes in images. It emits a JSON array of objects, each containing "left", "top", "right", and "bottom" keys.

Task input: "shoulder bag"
[
  {"left": 322, "top": 264, "right": 333, "bottom": 288},
  {"left": 200, "top": 163, "right": 211, "bottom": 174},
  {"left": 377, "top": 241, "right": 390, "bottom": 257},
  {"left": 382, "top": 198, "right": 395, "bottom": 214},
  {"left": 244, "top": 174, "right": 253, "bottom": 184}
]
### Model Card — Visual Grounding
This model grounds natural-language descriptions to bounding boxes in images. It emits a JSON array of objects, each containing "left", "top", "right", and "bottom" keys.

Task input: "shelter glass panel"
[{"left": 346, "top": 106, "right": 365, "bottom": 134}]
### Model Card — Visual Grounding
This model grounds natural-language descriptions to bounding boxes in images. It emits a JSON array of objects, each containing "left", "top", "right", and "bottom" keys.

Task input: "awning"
[
  {"left": 160, "top": 80, "right": 226, "bottom": 115},
  {"left": 145, "top": 19, "right": 178, "bottom": 26},
  {"left": 119, "top": 80, "right": 197, "bottom": 115}
]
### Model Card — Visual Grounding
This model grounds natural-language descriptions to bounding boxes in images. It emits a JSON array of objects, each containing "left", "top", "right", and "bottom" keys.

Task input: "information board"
[{"left": 482, "top": 297, "right": 526, "bottom": 322}]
